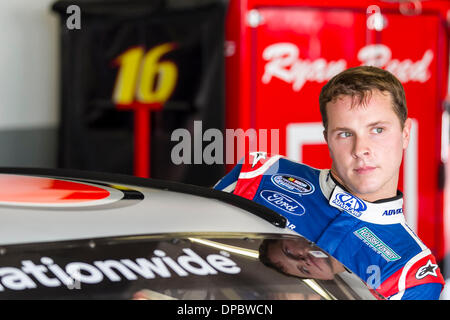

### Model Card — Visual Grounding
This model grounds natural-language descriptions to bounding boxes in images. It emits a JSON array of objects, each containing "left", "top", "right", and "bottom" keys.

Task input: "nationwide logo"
[
  {"left": 332, "top": 193, "right": 367, "bottom": 217},
  {"left": 270, "top": 175, "right": 314, "bottom": 195},
  {"left": 353, "top": 227, "right": 401, "bottom": 262},
  {"left": 260, "top": 190, "right": 305, "bottom": 216},
  {"left": 0, "top": 248, "right": 241, "bottom": 292},
  {"left": 382, "top": 208, "right": 403, "bottom": 216}
]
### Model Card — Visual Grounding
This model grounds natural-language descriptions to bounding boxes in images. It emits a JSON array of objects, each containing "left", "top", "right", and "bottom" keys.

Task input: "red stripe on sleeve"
[
  {"left": 403, "top": 254, "right": 445, "bottom": 288},
  {"left": 376, "top": 253, "right": 445, "bottom": 298},
  {"left": 233, "top": 175, "right": 263, "bottom": 200},
  {"left": 231, "top": 152, "right": 276, "bottom": 200},
  {"left": 376, "top": 267, "right": 402, "bottom": 298}
]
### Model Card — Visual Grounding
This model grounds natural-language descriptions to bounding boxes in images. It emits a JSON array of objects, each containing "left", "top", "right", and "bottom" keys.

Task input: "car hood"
[{"left": 0, "top": 168, "right": 295, "bottom": 246}]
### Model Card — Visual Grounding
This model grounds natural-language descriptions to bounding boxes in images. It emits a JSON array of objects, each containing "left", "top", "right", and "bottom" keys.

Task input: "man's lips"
[{"left": 354, "top": 166, "right": 376, "bottom": 174}]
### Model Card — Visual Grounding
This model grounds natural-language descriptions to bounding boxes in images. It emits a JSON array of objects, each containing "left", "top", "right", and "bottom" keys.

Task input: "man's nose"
[{"left": 352, "top": 135, "right": 371, "bottom": 158}]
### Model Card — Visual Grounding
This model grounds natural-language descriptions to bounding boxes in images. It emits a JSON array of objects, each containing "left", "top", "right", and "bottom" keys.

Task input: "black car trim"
[
  {"left": 0, "top": 232, "right": 300, "bottom": 253},
  {"left": 0, "top": 167, "right": 286, "bottom": 228}
]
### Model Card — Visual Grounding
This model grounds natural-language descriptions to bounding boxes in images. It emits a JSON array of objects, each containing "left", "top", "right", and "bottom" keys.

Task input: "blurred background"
[
  {"left": 0, "top": 0, "right": 449, "bottom": 297},
  {"left": 0, "top": 1, "right": 59, "bottom": 168}
]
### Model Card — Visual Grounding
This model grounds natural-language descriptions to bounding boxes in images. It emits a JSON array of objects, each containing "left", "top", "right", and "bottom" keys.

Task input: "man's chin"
[{"left": 345, "top": 180, "right": 382, "bottom": 200}]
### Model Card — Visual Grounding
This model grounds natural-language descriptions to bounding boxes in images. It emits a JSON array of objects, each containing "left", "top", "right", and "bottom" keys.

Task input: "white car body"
[{"left": 0, "top": 168, "right": 378, "bottom": 300}]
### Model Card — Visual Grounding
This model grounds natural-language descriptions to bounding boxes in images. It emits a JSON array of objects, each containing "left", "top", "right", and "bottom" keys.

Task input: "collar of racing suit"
[{"left": 318, "top": 169, "right": 406, "bottom": 225}]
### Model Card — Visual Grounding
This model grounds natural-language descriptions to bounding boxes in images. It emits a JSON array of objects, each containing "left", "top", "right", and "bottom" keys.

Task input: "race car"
[{"left": 0, "top": 167, "right": 380, "bottom": 300}]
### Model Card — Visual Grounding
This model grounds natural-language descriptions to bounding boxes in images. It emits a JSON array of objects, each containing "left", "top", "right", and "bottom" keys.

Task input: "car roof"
[{"left": 0, "top": 168, "right": 296, "bottom": 246}]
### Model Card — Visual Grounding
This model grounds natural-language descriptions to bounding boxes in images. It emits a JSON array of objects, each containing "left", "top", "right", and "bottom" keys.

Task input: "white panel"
[
  {"left": 403, "top": 119, "right": 418, "bottom": 232},
  {"left": 0, "top": 0, "right": 59, "bottom": 129},
  {"left": 286, "top": 122, "right": 325, "bottom": 162}
]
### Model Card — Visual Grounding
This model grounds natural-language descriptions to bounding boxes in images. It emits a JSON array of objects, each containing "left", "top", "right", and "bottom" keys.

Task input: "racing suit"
[{"left": 214, "top": 152, "right": 445, "bottom": 300}]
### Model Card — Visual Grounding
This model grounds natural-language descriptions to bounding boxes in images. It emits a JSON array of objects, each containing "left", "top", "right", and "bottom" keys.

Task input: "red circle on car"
[{"left": 0, "top": 174, "right": 117, "bottom": 206}]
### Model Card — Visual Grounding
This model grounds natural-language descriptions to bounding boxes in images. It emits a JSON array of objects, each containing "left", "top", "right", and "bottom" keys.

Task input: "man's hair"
[
  {"left": 319, "top": 66, "right": 407, "bottom": 130},
  {"left": 258, "top": 239, "right": 277, "bottom": 268},
  {"left": 258, "top": 239, "right": 300, "bottom": 278}
]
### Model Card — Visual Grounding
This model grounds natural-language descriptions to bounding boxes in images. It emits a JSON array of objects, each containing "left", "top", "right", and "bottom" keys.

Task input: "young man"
[{"left": 214, "top": 66, "right": 445, "bottom": 299}]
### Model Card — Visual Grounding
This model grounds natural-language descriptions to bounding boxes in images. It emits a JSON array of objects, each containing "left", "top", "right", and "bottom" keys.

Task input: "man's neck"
[{"left": 328, "top": 170, "right": 401, "bottom": 203}]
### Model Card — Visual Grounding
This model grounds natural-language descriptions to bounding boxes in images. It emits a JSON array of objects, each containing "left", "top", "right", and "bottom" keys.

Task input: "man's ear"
[{"left": 402, "top": 118, "right": 412, "bottom": 150}]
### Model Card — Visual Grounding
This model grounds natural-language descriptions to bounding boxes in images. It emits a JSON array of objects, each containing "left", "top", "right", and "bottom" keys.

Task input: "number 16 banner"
[{"left": 52, "top": 0, "right": 227, "bottom": 186}]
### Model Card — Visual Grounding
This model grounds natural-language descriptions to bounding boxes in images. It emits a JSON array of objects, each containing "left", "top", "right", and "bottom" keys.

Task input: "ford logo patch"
[
  {"left": 332, "top": 193, "right": 367, "bottom": 217},
  {"left": 260, "top": 190, "right": 305, "bottom": 216},
  {"left": 270, "top": 174, "right": 314, "bottom": 195}
]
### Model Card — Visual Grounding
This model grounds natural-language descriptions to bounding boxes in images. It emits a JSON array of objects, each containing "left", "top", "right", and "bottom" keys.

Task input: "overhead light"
[{"left": 188, "top": 238, "right": 259, "bottom": 259}]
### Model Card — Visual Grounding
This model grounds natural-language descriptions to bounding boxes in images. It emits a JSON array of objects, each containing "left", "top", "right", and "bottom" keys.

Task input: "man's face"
[
  {"left": 324, "top": 90, "right": 411, "bottom": 202},
  {"left": 267, "top": 238, "right": 336, "bottom": 280}
]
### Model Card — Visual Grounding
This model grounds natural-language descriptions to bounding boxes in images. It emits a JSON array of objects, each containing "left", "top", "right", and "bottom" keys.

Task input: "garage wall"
[{"left": 0, "top": 0, "right": 59, "bottom": 167}]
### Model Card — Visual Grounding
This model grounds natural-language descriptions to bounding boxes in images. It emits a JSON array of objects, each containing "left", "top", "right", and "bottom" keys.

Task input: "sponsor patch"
[
  {"left": 270, "top": 174, "right": 314, "bottom": 195},
  {"left": 331, "top": 192, "right": 367, "bottom": 217},
  {"left": 249, "top": 151, "right": 267, "bottom": 168},
  {"left": 415, "top": 260, "right": 438, "bottom": 280},
  {"left": 382, "top": 208, "right": 403, "bottom": 216},
  {"left": 260, "top": 190, "right": 305, "bottom": 216},
  {"left": 353, "top": 227, "right": 401, "bottom": 262}
]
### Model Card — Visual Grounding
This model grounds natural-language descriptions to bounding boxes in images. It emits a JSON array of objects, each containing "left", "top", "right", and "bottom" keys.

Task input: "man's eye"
[
  {"left": 372, "top": 127, "right": 384, "bottom": 134},
  {"left": 283, "top": 248, "right": 299, "bottom": 259},
  {"left": 338, "top": 132, "right": 352, "bottom": 138}
]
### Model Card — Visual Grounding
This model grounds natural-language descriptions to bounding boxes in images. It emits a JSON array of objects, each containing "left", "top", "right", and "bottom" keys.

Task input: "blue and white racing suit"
[{"left": 214, "top": 153, "right": 445, "bottom": 300}]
